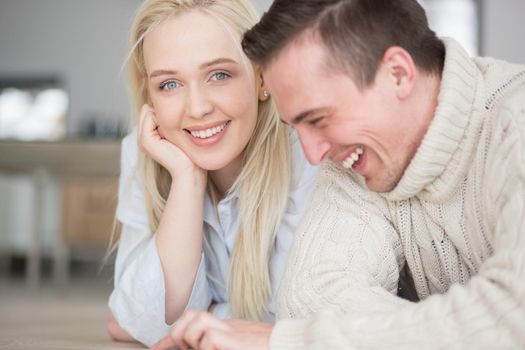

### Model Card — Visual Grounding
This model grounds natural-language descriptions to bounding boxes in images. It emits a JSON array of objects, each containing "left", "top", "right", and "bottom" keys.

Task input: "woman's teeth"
[
  {"left": 190, "top": 122, "right": 227, "bottom": 139},
  {"left": 342, "top": 147, "right": 364, "bottom": 169}
]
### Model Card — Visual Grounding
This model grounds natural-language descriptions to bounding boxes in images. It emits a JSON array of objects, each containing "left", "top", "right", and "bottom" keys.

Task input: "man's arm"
[
  {"left": 270, "top": 125, "right": 525, "bottom": 349},
  {"left": 277, "top": 162, "right": 406, "bottom": 320}
]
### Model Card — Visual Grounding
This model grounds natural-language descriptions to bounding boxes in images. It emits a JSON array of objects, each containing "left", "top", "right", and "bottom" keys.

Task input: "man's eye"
[
  {"left": 309, "top": 117, "right": 323, "bottom": 126},
  {"left": 211, "top": 72, "right": 231, "bottom": 81},
  {"left": 160, "top": 81, "right": 180, "bottom": 91}
]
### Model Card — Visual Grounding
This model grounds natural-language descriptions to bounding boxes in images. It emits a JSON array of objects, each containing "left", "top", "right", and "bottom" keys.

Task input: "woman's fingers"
[
  {"left": 150, "top": 312, "right": 272, "bottom": 350},
  {"left": 199, "top": 328, "right": 235, "bottom": 350},
  {"left": 150, "top": 334, "right": 178, "bottom": 350},
  {"left": 138, "top": 104, "right": 160, "bottom": 151},
  {"left": 151, "top": 311, "right": 231, "bottom": 350},
  {"left": 138, "top": 104, "right": 155, "bottom": 136},
  {"left": 172, "top": 311, "right": 229, "bottom": 349},
  {"left": 136, "top": 104, "right": 205, "bottom": 180}
]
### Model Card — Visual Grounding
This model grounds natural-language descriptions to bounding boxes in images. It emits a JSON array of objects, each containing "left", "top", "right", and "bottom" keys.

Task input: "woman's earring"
[{"left": 259, "top": 88, "right": 270, "bottom": 101}]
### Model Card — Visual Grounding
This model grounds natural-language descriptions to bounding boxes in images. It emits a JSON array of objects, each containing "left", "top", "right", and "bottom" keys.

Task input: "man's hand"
[{"left": 150, "top": 310, "right": 273, "bottom": 350}]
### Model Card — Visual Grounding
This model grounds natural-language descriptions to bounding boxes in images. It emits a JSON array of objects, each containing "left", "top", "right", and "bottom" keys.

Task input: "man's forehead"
[
  {"left": 264, "top": 36, "right": 333, "bottom": 103},
  {"left": 270, "top": 33, "right": 336, "bottom": 78}
]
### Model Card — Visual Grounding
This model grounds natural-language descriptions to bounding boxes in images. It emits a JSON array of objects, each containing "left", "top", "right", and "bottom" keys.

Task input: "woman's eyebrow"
[
  {"left": 149, "top": 58, "right": 239, "bottom": 79},
  {"left": 149, "top": 69, "right": 177, "bottom": 79},
  {"left": 199, "top": 57, "right": 238, "bottom": 69}
]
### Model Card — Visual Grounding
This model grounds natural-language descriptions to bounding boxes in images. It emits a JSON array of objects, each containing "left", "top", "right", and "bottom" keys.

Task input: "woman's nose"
[{"left": 185, "top": 85, "right": 213, "bottom": 119}]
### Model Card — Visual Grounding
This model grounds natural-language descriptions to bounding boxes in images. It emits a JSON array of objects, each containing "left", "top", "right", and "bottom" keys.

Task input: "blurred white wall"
[
  {"left": 482, "top": 0, "right": 525, "bottom": 63},
  {"left": 252, "top": 0, "right": 273, "bottom": 14},
  {"left": 0, "top": 0, "right": 142, "bottom": 136}
]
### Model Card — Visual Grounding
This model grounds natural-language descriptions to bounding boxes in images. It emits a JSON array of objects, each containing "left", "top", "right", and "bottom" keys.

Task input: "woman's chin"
[
  {"left": 189, "top": 149, "right": 244, "bottom": 174},
  {"left": 192, "top": 159, "right": 229, "bottom": 172}
]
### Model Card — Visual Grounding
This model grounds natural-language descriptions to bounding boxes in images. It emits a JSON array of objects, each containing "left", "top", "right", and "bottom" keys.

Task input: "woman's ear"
[{"left": 257, "top": 71, "right": 270, "bottom": 101}]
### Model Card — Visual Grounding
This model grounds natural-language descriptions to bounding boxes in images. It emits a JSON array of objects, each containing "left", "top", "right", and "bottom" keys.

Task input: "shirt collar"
[{"left": 203, "top": 186, "right": 239, "bottom": 231}]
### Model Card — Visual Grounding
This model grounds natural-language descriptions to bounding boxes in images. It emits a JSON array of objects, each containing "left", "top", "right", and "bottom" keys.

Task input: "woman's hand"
[
  {"left": 150, "top": 310, "right": 272, "bottom": 350},
  {"left": 139, "top": 104, "right": 205, "bottom": 182}
]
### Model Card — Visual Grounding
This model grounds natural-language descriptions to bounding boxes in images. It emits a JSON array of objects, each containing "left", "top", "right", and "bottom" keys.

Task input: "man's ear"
[
  {"left": 256, "top": 70, "right": 270, "bottom": 101},
  {"left": 381, "top": 46, "right": 417, "bottom": 100}
]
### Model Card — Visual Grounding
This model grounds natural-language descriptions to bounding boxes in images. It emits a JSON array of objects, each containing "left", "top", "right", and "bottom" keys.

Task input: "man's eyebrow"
[
  {"left": 289, "top": 108, "right": 326, "bottom": 125},
  {"left": 149, "top": 58, "right": 239, "bottom": 79}
]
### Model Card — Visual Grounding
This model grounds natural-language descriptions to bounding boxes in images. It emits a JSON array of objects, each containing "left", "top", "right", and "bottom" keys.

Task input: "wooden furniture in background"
[
  {"left": 62, "top": 179, "right": 118, "bottom": 248},
  {"left": 0, "top": 139, "right": 121, "bottom": 288}
]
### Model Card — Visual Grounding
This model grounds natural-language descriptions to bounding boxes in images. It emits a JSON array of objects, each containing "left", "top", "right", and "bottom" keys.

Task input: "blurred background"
[{"left": 0, "top": 0, "right": 524, "bottom": 348}]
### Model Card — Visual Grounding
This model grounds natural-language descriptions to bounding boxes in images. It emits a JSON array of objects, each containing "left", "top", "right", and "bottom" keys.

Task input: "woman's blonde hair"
[{"left": 125, "top": 0, "right": 291, "bottom": 320}]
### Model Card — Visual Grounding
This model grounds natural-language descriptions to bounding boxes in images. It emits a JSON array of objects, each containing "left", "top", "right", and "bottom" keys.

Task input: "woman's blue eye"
[
  {"left": 160, "top": 81, "right": 180, "bottom": 91},
  {"left": 211, "top": 72, "right": 230, "bottom": 81}
]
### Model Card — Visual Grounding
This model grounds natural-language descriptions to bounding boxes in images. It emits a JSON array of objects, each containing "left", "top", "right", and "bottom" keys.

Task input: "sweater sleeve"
[
  {"left": 271, "top": 109, "right": 525, "bottom": 349},
  {"left": 276, "top": 162, "right": 406, "bottom": 321},
  {"left": 108, "top": 132, "right": 213, "bottom": 347}
]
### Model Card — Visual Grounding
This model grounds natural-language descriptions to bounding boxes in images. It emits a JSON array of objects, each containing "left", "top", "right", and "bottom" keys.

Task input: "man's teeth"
[
  {"left": 342, "top": 147, "right": 364, "bottom": 169},
  {"left": 190, "top": 123, "right": 227, "bottom": 139}
]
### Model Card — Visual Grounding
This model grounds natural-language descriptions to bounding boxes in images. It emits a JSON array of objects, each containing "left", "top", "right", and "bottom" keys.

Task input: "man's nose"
[
  {"left": 296, "top": 128, "right": 330, "bottom": 165},
  {"left": 185, "top": 85, "right": 213, "bottom": 119}
]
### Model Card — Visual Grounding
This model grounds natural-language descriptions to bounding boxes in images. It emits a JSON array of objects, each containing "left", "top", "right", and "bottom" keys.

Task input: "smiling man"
[
  {"left": 260, "top": 28, "right": 440, "bottom": 193},
  {"left": 152, "top": 0, "right": 525, "bottom": 349}
]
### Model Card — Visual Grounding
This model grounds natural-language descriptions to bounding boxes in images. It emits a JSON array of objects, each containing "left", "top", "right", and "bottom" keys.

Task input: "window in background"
[
  {"left": 0, "top": 78, "right": 68, "bottom": 141},
  {"left": 419, "top": 0, "right": 480, "bottom": 56}
]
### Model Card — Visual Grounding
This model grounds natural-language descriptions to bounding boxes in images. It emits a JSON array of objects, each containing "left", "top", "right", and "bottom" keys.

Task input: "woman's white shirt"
[{"left": 108, "top": 129, "right": 318, "bottom": 346}]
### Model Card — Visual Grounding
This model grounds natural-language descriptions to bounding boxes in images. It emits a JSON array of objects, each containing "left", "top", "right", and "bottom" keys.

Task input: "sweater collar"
[{"left": 381, "top": 38, "right": 485, "bottom": 202}]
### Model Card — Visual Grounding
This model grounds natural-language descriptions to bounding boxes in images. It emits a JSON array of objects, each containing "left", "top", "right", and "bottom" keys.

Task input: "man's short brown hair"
[{"left": 242, "top": 0, "right": 445, "bottom": 88}]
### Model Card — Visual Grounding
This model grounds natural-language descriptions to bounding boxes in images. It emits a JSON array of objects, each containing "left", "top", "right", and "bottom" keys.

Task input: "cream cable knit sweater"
[{"left": 271, "top": 38, "right": 525, "bottom": 349}]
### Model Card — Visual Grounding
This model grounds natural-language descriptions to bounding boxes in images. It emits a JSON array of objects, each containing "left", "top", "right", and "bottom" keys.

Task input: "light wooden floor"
[{"left": 0, "top": 278, "right": 145, "bottom": 350}]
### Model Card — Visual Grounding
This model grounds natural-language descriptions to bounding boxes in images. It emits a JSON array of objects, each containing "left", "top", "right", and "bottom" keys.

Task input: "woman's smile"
[{"left": 184, "top": 120, "right": 231, "bottom": 147}]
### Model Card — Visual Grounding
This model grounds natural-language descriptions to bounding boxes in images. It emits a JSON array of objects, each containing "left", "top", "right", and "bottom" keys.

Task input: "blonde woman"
[{"left": 106, "top": 0, "right": 317, "bottom": 347}]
